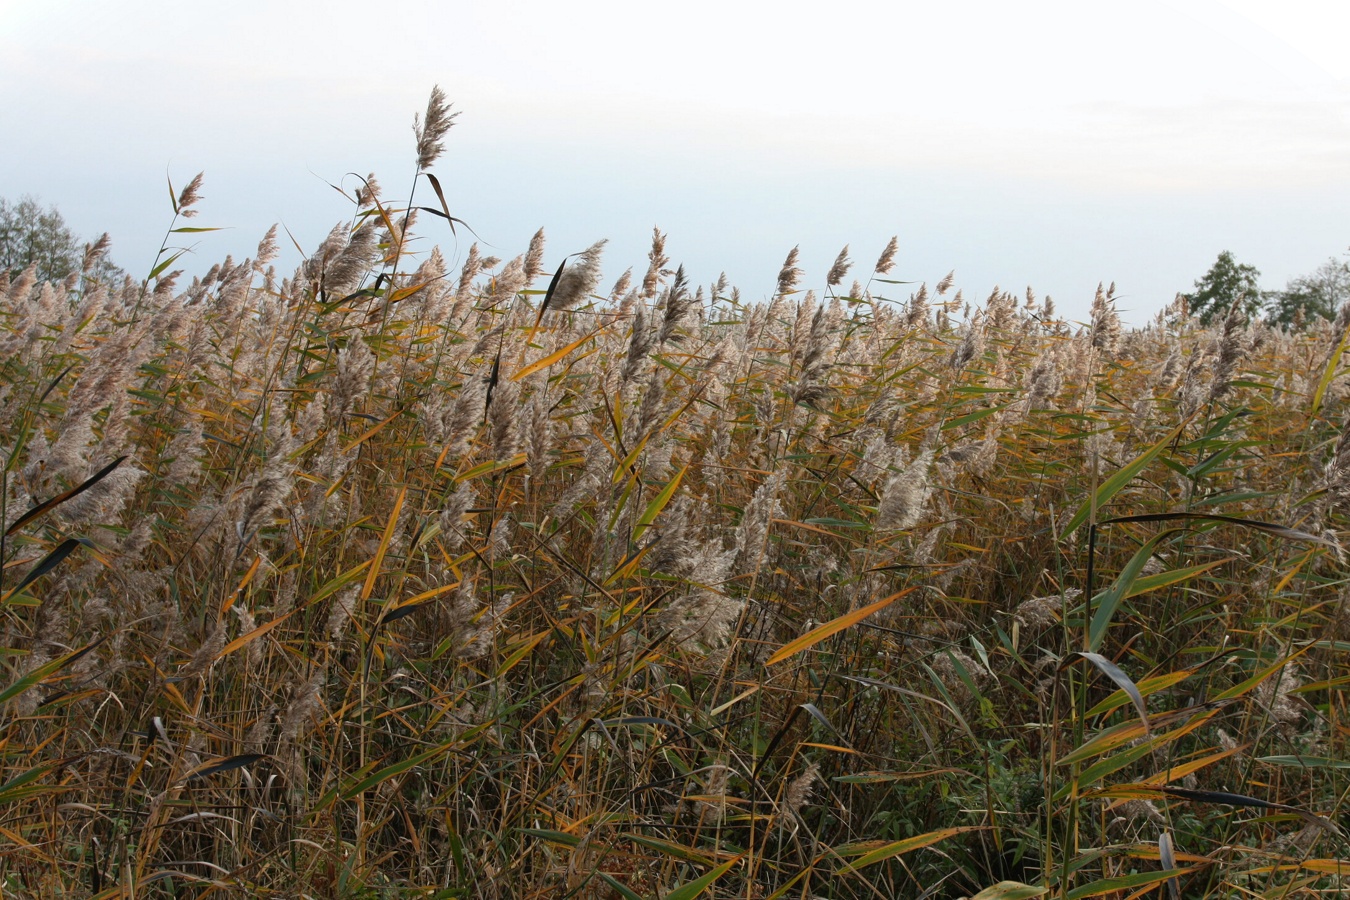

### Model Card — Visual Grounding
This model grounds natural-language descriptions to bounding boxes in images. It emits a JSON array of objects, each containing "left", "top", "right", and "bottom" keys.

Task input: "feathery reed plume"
[
  {"left": 657, "top": 265, "right": 695, "bottom": 344},
  {"left": 1334, "top": 299, "right": 1350, "bottom": 338},
  {"left": 524, "top": 390, "right": 554, "bottom": 488},
  {"left": 303, "top": 223, "right": 374, "bottom": 297},
  {"left": 1014, "top": 588, "right": 1079, "bottom": 631},
  {"left": 523, "top": 228, "right": 547, "bottom": 284},
  {"left": 609, "top": 267, "right": 632, "bottom": 301},
  {"left": 175, "top": 172, "right": 205, "bottom": 217},
  {"left": 489, "top": 513, "right": 512, "bottom": 556},
  {"left": 553, "top": 442, "right": 607, "bottom": 519},
  {"left": 988, "top": 286, "right": 1016, "bottom": 332},
  {"left": 456, "top": 243, "right": 483, "bottom": 296},
  {"left": 162, "top": 423, "right": 205, "bottom": 492},
  {"left": 779, "top": 762, "right": 820, "bottom": 830},
  {"left": 693, "top": 763, "right": 732, "bottom": 821},
  {"left": 642, "top": 227, "right": 668, "bottom": 298},
  {"left": 488, "top": 378, "right": 522, "bottom": 461},
  {"left": 439, "top": 481, "right": 477, "bottom": 552},
  {"left": 875, "top": 448, "right": 935, "bottom": 531},
  {"left": 666, "top": 541, "right": 739, "bottom": 650},
  {"left": 550, "top": 239, "right": 608, "bottom": 310},
  {"left": 775, "top": 246, "right": 802, "bottom": 297},
  {"left": 232, "top": 604, "right": 263, "bottom": 667},
  {"left": 7, "top": 262, "right": 36, "bottom": 302},
  {"left": 855, "top": 429, "right": 896, "bottom": 484},
  {"left": 489, "top": 256, "right": 527, "bottom": 306},
  {"left": 948, "top": 316, "right": 985, "bottom": 371},
  {"left": 1089, "top": 282, "right": 1121, "bottom": 353},
  {"left": 648, "top": 494, "right": 695, "bottom": 576},
  {"left": 1023, "top": 344, "right": 1064, "bottom": 411},
  {"left": 243, "top": 229, "right": 275, "bottom": 275},
  {"left": 733, "top": 470, "right": 786, "bottom": 574},
  {"left": 459, "top": 589, "right": 510, "bottom": 660},
  {"left": 1207, "top": 303, "right": 1247, "bottom": 404},
  {"left": 414, "top": 84, "right": 459, "bottom": 172},
  {"left": 636, "top": 370, "right": 666, "bottom": 438},
  {"left": 236, "top": 418, "right": 298, "bottom": 549},
  {"left": 329, "top": 342, "right": 375, "bottom": 422},
  {"left": 791, "top": 302, "right": 833, "bottom": 406},
  {"left": 875, "top": 236, "right": 899, "bottom": 274},
  {"left": 443, "top": 370, "right": 488, "bottom": 459},
  {"left": 621, "top": 303, "right": 654, "bottom": 383},
  {"left": 905, "top": 283, "right": 931, "bottom": 329},
  {"left": 279, "top": 670, "right": 326, "bottom": 746},
  {"left": 244, "top": 704, "right": 277, "bottom": 754},
  {"left": 355, "top": 172, "right": 382, "bottom": 207},
  {"left": 178, "top": 622, "right": 226, "bottom": 680},
  {"left": 81, "top": 233, "right": 112, "bottom": 274},
  {"left": 711, "top": 271, "right": 729, "bottom": 301},
  {"left": 827, "top": 245, "right": 852, "bottom": 288},
  {"left": 325, "top": 587, "right": 358, "bottom": 643},
  {"left": 928, "top": 649, "right": 981, "bottom": 702},
  {"left": 788, "top": 294, "right": 815, "bottom": 362}
]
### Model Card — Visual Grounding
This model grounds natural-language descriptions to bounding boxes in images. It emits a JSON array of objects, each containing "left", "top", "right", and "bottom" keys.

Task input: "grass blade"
[
  {"left": 1062, "top": 651, "right": 1151, "bottom": 734},
  {"left": 970, "top": 883, "right": 1048, "bottom": 900},
  {"left": 1311, "top": 323, "right": 1350, "bottom": 416},
  {"left": 183, "top": 754, "right": 266, "bottom": 783},
  {"left": 1088, "top": 530, "right": 1179, "bottom": 652},
  {"left": 1, "top": 538, "right": 85, "bottom": 604},
  {"left": 511, "top": 330, "right": 601, "bottom": 382},
  {"left": 838, "top": 826, "right": 981, "bottom": 871},
  {"left": 633, "top": 465, "right": 687, "bottom": 541},
  {"left": 1101, "top": 511, "right": 1340, "bottom": 548},
  {"left": 1063, "top": 420, "right": 1187, "bottom": 536},
  {"left": 0, "top": 638, "right": 105, "bottom": 708},
  {"left": 766, "top": 589, "right": 910, "bottom": 666},
  {"left": 5, "top": 456, "right": 126, "bottom": 536},
  {"left": 662, "top": 856, "right": 739, "bottom": 900}
]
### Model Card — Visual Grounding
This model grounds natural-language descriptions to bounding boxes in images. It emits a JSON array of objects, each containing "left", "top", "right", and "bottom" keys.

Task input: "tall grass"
[{"left": 1, "top": 88, "right": 1347, "bottom": 898}]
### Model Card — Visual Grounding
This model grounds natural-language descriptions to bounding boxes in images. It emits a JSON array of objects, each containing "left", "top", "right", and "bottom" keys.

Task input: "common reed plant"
[{"left": 1, "top": 88, "right": 1348, "bottom": 898}]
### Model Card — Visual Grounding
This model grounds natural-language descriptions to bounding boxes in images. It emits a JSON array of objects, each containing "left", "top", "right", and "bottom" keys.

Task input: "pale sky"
[{"left": 3, "top": 0, "right": 1348, "bottom": 324}]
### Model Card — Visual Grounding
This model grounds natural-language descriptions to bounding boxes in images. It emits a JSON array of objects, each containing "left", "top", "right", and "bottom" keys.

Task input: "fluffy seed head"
[
  {"left": 780, "top": 762, "right": 820, "bottom": 827},
  {"left": 948, "top": 317, "right": 986, "bottom": 371},
  {"left": 1090, "top": 283, "right": 1122, "bottom": 353},
  {"left": 827, "top": 245, "right": 852, "bottom": 287},
  {"left": 875, "top": 236, "right": 899, "bottom": 274},
  {"left": 776, "top": 246, "right": 802, "bottom": 297},
  {"left": 414, "top": 85, "right": 459, "bottom": 171},
  {"left": 642, "top": 227, "right": 669, "bottom": 298},
  {"left": 523, "top": 228, "right": 546, "bottom": 283},
  {"left": 176, "top": 172, "right": 205, "bottom": 217},
  {"left": 549, "top": 239, "right": 608, "bottom": 311},
  {"left": 81, "top": 233, "right": 112, "bottom": 273},
  {"left": 875, "top": 448, "right": 935, "bottom": 531}
]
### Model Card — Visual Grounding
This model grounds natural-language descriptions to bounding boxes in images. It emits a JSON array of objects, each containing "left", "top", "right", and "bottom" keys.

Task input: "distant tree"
[
  {"left": 1265, "top": 255, "right": 1350, "bottom": 330},
  {"left": 0, "top": 195, "right": 122, "bottom": 286},
  {"left": 1182, "top": 251, "right": 1263, "bottom": 326}
]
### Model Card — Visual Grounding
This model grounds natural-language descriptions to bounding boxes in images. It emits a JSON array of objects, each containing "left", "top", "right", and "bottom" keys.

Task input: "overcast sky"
[{"left": 4, "top": 0, "right": 1348, "bottom": 324}]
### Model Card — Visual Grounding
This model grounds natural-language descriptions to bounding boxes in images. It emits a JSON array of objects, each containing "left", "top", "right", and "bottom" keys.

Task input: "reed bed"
[{"left": 1, "top": 89, "right": 1348, "bottom": 898}]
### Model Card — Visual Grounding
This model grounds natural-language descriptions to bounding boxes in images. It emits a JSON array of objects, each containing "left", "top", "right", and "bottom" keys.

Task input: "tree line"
[{"left": 1183, "top": 248, "right": 1350, "bottom": 328}]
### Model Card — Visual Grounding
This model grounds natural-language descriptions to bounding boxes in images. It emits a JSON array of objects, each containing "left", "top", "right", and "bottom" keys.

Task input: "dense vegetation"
[{"left": 2, "top": 89, "right": 1348, "bottom": 898}]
